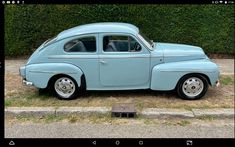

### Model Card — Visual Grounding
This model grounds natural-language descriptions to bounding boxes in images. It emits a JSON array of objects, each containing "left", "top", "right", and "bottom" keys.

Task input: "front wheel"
[
  {"left": 53, "top": 76, "right": 78, "bottom": 100},
  {"left": 177, "top": 75, "right": 208, "bottom": 100}
]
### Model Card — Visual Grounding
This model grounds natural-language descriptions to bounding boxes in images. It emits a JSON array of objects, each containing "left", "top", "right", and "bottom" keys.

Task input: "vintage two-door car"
[{"left": 19, "top": 22, "right": 220, "bottom": 100}]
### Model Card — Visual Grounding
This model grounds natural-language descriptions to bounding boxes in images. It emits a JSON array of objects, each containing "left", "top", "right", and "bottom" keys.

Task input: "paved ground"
[
  {"left": 5, "top": 119, "right": 234, "bottom": 138},
  {"left": 211, "top": 59, "right": 234, "bottom": 75},
  {"left": 5, "top": 60, "right": 26, "bottom": 74},
  {"left": 4, "top": 59, "right": 234, "bottom": 75}
]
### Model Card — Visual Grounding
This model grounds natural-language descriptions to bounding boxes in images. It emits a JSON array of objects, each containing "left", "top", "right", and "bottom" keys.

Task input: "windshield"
[{"left": 138, "top": 31, "right": 154, "bottom": 49}]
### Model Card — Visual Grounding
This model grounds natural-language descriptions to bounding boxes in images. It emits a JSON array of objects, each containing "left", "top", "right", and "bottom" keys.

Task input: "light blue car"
[{"left": 19, "top": 22, "right": 220, "bottom": 100}]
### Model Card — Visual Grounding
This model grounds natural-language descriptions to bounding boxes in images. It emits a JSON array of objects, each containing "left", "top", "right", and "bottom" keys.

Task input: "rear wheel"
[
  {"left": 177, "top": 74, "right": 208, "bottom": 100},
  {"left": 52, "top": 76, "right": 78, "bottom": 100}
]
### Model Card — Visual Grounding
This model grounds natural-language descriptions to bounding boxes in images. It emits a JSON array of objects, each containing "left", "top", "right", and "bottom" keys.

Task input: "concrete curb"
[
  {"left": 5, "top": 107, "right": 234, "bottom": 119},
  {"left": 141, "top": 108, "right": 194, "bottom": 119},
  {"left": 141, "top": 108, "right": 234, "bottom": 119},
  {"left": 5, "top": 107, "right": 111, "bottom": 117},
  {"left": 5, "top": 107, "right": 56, "bottom": 117},
  {"left": 56, "top": 107, "right": 111, "bottom": 115}
]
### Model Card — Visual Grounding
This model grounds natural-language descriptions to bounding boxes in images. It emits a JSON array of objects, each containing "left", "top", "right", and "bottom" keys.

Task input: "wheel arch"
[
  {"left": 175, "top": 72, "right": 211, "bottom": 90},
  {"left": 47, "top": 73, "right": 87, "bottom": 90}
]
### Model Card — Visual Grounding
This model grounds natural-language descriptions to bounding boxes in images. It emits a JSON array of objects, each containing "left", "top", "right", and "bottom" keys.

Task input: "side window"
[
  {"left": 64, "top": 36, "right": 96, "bottom": 52},
  {"left": 103, "top": 35, "right": 141, "bottom": 52}
]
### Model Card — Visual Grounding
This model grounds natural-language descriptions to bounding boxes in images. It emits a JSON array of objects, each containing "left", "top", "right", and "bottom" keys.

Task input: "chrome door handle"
[{"left": 100, "top": 60, "right": 106, "bottom": 64}]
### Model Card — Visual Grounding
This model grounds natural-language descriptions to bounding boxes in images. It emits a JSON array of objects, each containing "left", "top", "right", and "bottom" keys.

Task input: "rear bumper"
[
  {"left": 22, "top": 79, "right": 33, "bottom": 86},
  {"left": 216, "top": 80, "right": 220, "bottom": 87},
  {"left": 19, "top": 66, "right": 26, "bottom": 78},
  {"left": 19, "top": 65, "right": 33, "bottom": 86}
]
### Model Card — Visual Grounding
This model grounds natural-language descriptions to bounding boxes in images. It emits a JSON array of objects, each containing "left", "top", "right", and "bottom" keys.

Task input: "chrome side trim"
[
  {"left": 48, "top": 55, "right": 98, "bottom": 59},
  {"left": 48, "top": 54, "right": 153, "bottom": 59},
  {"left": 164, "top": 54, "right": 206, "bottom": 57},
  {"left": 29, "top": 70, "right": 77, "bottom": 74},
  {"left": 159, "top": 70, "right": 216, "bottom": 73}
]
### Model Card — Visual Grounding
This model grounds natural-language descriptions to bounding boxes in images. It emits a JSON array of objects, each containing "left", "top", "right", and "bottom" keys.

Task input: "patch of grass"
[
  {"left": 14, "top": 114, "right": 67, "bottom": 123},
  {"left": 44, "top": 114, "right": 65, "bottom": 123},
  {"left": 7, "top": 113, "right": 225, "bottom": 127},
  {"left": 163, "top": 120, "right": 191, "bottom": 126},
  {"left": 10, "top": 113, "right": 114, "bottom": 124},
  {"left": 4, "top": 99, "right": 12, "bottom": 107},
  {"left": 68, "top": 115, "right": 78, "bottom": 123},
  {"left": 136, "top": 103, "right": 144, "bottom": 111},
  {"left": 90, "top": 113, "right": 112, "bottom": 124},
  {"left": 143, "top": 119, "right": 156, "bottom": 125},
  {"left": 177, "top": 120, "right": 191, "bottom": 126},
  {"left": 220, "top": 75, "right": 234, "bottom": 85},
  {"left": 181, "top": 106, "right": 193, "bottom": 111},
  {"left": 15, "top": 115, "right": 32, "bottom": 122},
  {"left": 197, "top": 115, "right": 215, "bottom": 121},
  {"left": 162, "top": 121, "right": 174, "bottom": 126}
]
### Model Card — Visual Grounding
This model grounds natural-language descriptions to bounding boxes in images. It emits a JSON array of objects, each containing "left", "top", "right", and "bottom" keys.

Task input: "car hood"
[{"left": 154, "top": 43, "right": 207, "bottom": 62}]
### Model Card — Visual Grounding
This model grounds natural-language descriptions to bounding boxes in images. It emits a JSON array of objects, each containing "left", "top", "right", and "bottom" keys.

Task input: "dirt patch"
[
  {"left": 4, "top": 73, "right": 37, "bottom": 99},
  {"left": 4, "top": 73, "right": 234, "bottom": 109}
]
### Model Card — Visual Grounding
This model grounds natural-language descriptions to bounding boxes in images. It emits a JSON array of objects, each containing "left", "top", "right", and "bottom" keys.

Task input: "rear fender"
[{"left": 25, "top": 63, "right": 83, "bottom": 88}]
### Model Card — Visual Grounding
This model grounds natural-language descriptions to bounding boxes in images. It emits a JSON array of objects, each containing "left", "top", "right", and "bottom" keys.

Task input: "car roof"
[{"left": 56, "top": 22, "right": 139, "bottom": 40}]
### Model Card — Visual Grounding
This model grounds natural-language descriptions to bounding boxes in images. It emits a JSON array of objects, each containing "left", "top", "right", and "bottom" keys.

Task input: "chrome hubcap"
[
  {"left": 182, "top": 77, "right": 204, "bottom": 97},
  {"left": 54, "top": 77, "right": 75, "bottom": 98}
]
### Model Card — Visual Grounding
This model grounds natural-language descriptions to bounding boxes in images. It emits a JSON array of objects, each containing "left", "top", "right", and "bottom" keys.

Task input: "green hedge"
[{"left": 4, "top": 5, "right": 235, "bottom": 57}]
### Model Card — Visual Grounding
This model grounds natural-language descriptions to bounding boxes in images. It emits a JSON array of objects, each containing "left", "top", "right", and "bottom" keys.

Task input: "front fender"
[
  {"left": 150, "top": 59, "right": 219, "bottom": 90},
  {"left": 25, "top": 63, "right": 83, "bottom": 88}
]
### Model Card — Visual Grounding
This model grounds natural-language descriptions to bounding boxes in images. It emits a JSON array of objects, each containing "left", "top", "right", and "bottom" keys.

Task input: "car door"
[{"left": 99, "top": 33, "right": 151, "bottom": 88}]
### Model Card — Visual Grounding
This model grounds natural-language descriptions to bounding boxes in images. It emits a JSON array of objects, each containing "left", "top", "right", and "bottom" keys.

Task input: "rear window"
[{"left": 64, "top": 36, "right": 96, "bottom": 52}]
